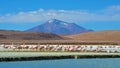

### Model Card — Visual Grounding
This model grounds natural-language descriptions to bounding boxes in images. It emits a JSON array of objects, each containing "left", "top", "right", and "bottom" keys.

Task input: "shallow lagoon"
[{"left": 0, "top": 58, "right": 120, "bottom": 68}]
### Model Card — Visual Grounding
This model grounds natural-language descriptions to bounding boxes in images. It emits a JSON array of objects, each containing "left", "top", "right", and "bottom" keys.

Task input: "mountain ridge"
[
  {"left": 26, "top": 19, "right": 93, "bottom": 34},
  {"left": 0, "top": 30, "right": 64, "bottom": 40}
]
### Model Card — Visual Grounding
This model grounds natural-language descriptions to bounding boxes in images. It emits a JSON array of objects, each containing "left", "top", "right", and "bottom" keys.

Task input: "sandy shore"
[{"left": 0, "top": 52, "right": 120, "bottom": 58}]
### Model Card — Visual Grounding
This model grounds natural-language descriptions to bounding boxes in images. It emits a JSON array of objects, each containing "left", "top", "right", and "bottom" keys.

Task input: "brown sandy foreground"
[
  {"left": 0, "top": 30, "right": 120, "bottom": 42},
  {"left": 64, "top": 30, "right": 120, "bottom": 41}
]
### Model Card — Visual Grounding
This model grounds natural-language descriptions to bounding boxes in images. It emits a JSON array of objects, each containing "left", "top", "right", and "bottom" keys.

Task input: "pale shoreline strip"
[{"left": 0, "top": 52, "right": 120, "bottom": 58}]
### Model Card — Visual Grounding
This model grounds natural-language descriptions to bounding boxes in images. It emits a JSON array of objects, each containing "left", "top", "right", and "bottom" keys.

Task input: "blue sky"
[{"left": 0, "top": 0, "right": 120, "bottom": 31}]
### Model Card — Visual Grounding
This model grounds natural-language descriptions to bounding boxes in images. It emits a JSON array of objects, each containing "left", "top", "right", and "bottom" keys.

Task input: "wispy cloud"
[{"left": 0, "top": 5, "right": 120, "bottom": 23}]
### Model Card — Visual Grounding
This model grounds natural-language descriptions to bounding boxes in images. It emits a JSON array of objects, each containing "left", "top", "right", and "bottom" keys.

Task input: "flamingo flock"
[{"left": 1, "top": 44, "right": 120, "bottom": 53}]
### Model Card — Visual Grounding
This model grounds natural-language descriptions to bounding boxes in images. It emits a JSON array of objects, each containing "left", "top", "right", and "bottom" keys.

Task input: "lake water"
[{"left": 0, "top": 58, "right": 120, "bottom": 68}]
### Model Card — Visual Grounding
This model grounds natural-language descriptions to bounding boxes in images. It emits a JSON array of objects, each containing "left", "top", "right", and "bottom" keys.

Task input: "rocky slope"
[{"left": 26, "top": 19, "right": 93, "bottom": 34}]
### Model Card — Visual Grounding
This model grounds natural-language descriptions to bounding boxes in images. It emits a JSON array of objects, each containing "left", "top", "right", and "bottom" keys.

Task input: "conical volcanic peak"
[
  {"left": 26, "top": 19, "right": 93, "bottom": 34},
  {"left": 46, "top": 19, "right": 69, "bottom": 25},
  {"left": 47, "top": 19, "right": 59, "bottom": 23}
]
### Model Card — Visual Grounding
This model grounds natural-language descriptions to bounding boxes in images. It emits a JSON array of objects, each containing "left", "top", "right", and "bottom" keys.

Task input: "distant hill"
[
  {"left": 64, "top": 30, "right": 120, "bottom": 41},
  {"left": 26, "top": 19, "right": 93, "bottom": 34},
  {"left": 0, "top": 30, "right": 120, "bottom": 44},
  {"left": 0, "top": 30, "right": 64, "bottom": 40}
]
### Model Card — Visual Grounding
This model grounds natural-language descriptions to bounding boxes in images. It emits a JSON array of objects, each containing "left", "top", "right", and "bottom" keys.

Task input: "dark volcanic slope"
[
  {"left": 0, "top": 30, "right": 64, "bottom": 40},
  {"left": 64, "top": 30, "right": 120, "bottom": 41},
  {"left": 26, "top": 19, "right": 93, "bottom": 34}
]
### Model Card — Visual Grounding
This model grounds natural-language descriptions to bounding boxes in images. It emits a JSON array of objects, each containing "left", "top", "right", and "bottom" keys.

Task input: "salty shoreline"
[{"left": 0, "top": 52, "right": 120, "bottom": 62}]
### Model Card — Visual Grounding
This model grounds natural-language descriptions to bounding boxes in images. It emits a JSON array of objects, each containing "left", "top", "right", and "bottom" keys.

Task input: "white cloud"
[
  {"left": 107, "top": 5, "right": 120, "bottom": 10},
  {"left": 0, "top": 5, "right": 120, "bottom": 23},
  {"left": 102, "top": 5, "right": 120, "bottom": 15}
]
